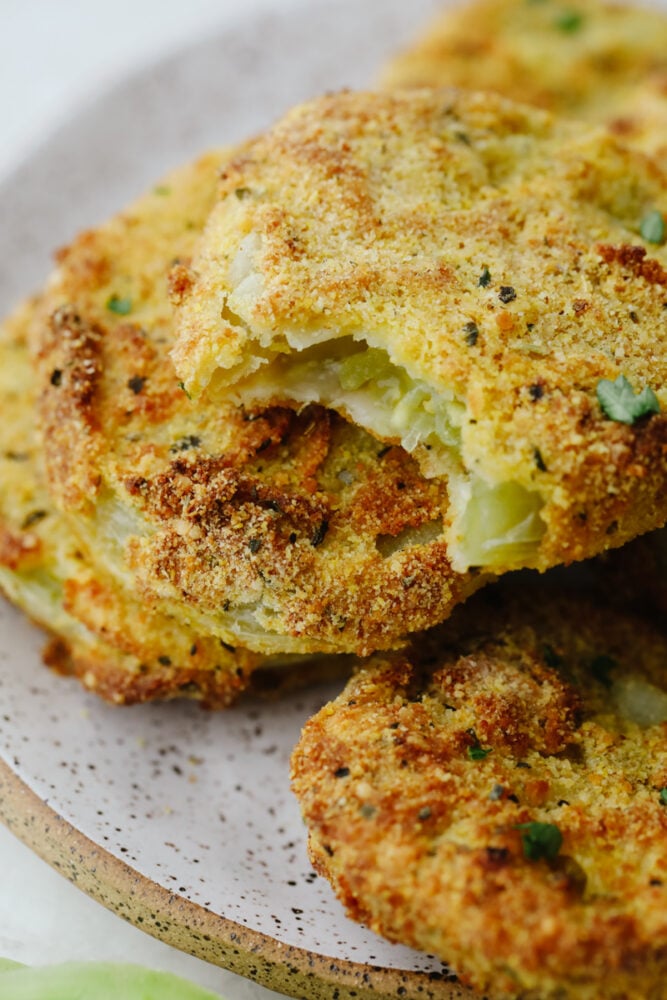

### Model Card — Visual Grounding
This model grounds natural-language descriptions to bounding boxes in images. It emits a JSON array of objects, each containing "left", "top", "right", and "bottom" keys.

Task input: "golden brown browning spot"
[
  {"left": 36, "top": 306, "right": 104, "bottom": 510},
  {"left": 41, "top": 632, "right": 248, "bottom": 709},
  {"left": 0, "top": 527, "right": 42, "bottom": 571},
  {"left": 348, "top": 447, "right": 447, "bottom": 539},
  {"left": 596, "top": 242, "right": 667, "bottom": 286},
  {"left": 292, "top": 582, "right": 667, "bottom": 997},
  {"left": 116, "top": 405, "right": 482, "bottom": 654},
  {"left": 167, "top": 261, "right": 195, "bottom": 305}
]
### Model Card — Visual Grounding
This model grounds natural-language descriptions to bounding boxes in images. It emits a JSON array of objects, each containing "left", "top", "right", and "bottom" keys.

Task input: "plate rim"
[{"left": 0, "top": 758, "right": 471, "bottom": 1000}]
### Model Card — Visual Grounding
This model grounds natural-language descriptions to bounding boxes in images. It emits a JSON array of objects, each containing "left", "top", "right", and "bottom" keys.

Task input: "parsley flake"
[
  {"left": 516, "top": 821, "right": 563, "bottom": 861},
  {"left": 466, "top": 728, "right": 492, "bottom": 760},
  {"left": 660, "top": 788, "right": 667, "bottom": 806},
  {"left": 106, "top": 294, "right": 132, "bottom": 316},
  {"left": 177, "top": 380, "right": 192, "bottom": 401},
  {"left": 596, "top": 374, "right": 660, "bottom": 425},
  {"left": 555, "top": 9, "right": 584, "bottom": 32},
  {"left": 478, "top": 266, "right": 492, "bottom": 288},
  {"left": 640, "top": 209, "right": 665, "bottom": 245}
]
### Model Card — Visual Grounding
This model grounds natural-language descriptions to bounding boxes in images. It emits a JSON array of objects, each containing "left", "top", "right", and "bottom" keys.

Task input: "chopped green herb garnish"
[
  {"left": 516, "top": 821, "right": 563, "bottom": 861},
  {"left": 478, "top": 266, "right": 492, "bottom": 288},
  {"left": 640, "top": 209, "right": 665, "bottom": 245},
  {"left": 596, "top": 374, "right": 660, "bottom": 425},
  {"left": 466, "top": 728, "right": 492, "bottom": 760},
  {"left": 177, "top": 380, "right": 192, "bottom": 400},
  {"left": 106, "top": 294, "right": 132, "bottom": 316},
  {"left": 153, "top": 185, "right": 171, "bottom": 196},
  {"left": 660, "top": 788, "right": 667, "bottom": 806},
  {"left": 235, "top": 187, "right": 253, "bottom": 200},
  {"left": 555, "top": 9, "right": 584, "bottom": 32}
]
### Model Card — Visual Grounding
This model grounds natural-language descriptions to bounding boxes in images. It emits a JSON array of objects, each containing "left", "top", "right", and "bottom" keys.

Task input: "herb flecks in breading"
[
  {"left": 106, "top": 294, "right": 132, "bottom": 316},
  {"left": 596, "top": 374, "right": 660, "bottom": 425},
  {"left": 640, "top": 210, "right": 665, "bottom": 245},
  {"left": 516, "top": 821, "right": 563, "bottom": 862}
]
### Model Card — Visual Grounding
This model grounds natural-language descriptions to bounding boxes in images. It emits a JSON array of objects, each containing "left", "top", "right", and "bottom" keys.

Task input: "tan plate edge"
[{"left": 0, "top": 757, "right": 480, "bottom": 1000}]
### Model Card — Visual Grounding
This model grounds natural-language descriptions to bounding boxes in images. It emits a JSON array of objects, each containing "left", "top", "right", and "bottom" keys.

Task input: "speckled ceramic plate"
[{"left": 0, "top": 1, "right": 478, "bottom": 998}]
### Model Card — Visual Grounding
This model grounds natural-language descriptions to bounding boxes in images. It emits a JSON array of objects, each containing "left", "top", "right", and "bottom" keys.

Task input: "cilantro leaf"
[
  {"left": 516, "top": 821, "right": 563, "bottom": 861},
  {"left": 596, "top": 374, "right": 660, "bottom": 425}
]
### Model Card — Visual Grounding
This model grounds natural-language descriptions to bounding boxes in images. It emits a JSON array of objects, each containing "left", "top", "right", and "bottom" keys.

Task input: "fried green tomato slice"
[
  {"left": 291, "top": 581, "right": 667, "bottom": 999},
  {"left": 380, "top": 0, "right": 667, "bottom": 149},
  {"left": 171, "top": 89, "right": 667, "bottom": 575},
  {"left": 0, "top": 296, "right": 277, "bottom": 707},
  {"left": 381, "top": 0, "right": 667, "bottom": 163},
  {"left": 32, "top": 151, "right": 482, "bottom": 658}
]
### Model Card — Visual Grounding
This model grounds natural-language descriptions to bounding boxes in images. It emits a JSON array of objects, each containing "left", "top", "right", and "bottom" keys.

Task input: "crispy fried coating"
[
  {"left": 292, "top": 580, "right": 667, "bottom": 998},
  {"left": 0, "top": 297, "right": 271, "bottom": 707},
  {"left": 380, "top": 0, "right": 667, "bottom": 158},
  {"left": 607, "top": 72, "right": 667, "bottom": 159},
  {"left": 32, "top": 151, "right": 482, "bottom": 657},
  {"left": 171, "top": 89, "right": 667, "bottom": 574}
]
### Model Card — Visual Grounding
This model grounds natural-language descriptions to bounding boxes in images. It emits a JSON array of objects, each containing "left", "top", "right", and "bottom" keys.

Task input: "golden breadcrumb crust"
[
  {"left": 172, "top": 89, "right": 667, "bottom": 571},
  {"left": 0, "top": 297, "right": 271, "bottom": 707},
  {"left": 380, "top": 0, "right": 667, "bottom": 153},
  {"left": 607, "top": 72, "right": 667, "bottom": 160},
  {"left": 292, "top": 580, "right": 667, "bottom": 998},
  {"left": 32, "top": 151, "right": 482, "bottom": 656}
]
